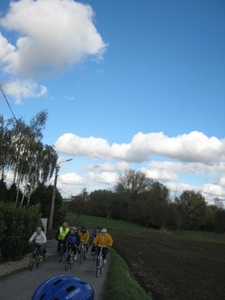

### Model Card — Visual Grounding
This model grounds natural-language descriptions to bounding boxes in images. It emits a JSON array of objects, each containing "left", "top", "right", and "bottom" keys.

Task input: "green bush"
[{"left": 0, "top": 202, "right": 41, "bottom": 262}]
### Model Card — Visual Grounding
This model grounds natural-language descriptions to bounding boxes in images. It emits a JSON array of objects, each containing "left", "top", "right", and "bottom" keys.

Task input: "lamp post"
[{"left": 48, "top": 159, "right": 73, "bottom": 231}]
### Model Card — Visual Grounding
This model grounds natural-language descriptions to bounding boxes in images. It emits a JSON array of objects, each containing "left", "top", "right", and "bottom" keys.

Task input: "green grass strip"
[{"left": 101, "top": 248, "right": 152, "bottom": 300}]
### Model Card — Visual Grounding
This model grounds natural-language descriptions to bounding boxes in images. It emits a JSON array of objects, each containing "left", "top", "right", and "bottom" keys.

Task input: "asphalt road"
[{"left": 0, "top": 250, "right": 110, "bottom": 300}]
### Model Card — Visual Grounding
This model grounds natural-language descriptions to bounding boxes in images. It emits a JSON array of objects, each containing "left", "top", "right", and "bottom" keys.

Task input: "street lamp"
[{"left": 48, "top": 159, "right": 73, "bottom": 231}]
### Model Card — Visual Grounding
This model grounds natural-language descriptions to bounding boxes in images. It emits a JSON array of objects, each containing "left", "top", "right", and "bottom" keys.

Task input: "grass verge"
[{"left": 101, "top": 248, "right": 152, "bottom": 300}]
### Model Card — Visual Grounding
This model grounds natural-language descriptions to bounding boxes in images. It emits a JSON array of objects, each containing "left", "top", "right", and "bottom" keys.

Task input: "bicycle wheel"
[
  {"left": 65, "top": 253, "right": 70, "bottom": 271},
  {"left": 59, "top": 245, "right": 63, "bottom": 263},
  {"left": 100, "top": 259, "right": 104, "bottom": 274},
  {"left": 36, "top": 256, "right": 40, "bottom": 268},
  {"left": 80, "top": 247, "right": 84, "bottom": 265},
  {"left": 93, "top": 247, "right": 97, "bottom": 262},
  {"left": 29, "top": 253, "right": 36, "bottom": 271},
  {"left": 70, "top": 253, "right": 74, "bottom": 269},
  {"left": 96, "top": 258, "right": 100, "bottom": 278}
]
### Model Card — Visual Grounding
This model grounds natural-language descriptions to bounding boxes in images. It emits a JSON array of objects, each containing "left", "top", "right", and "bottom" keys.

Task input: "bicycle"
[
  {"left": 93, "top": 245, "right": 98, "bottom": 262},
  {"left": 29, "top": 244, "right": 42, "bottom": 271},
  {"left": 58, "top": 242, "right": 64, "bottom": 263},
  {"left": 79, "top": 242, "right": 86, "bottom": 265},
  {"left": 95, "top": 245, "right": 108, "bottom": 278},
  {"left": 65, "top": 244, "right": 76, "bottom": 271}
]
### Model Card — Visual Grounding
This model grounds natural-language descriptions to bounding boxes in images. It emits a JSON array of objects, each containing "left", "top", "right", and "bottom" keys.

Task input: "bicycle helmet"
[
  {"left": 31, "top": 275, "right": 94, "bottom": 300},
  {"left": 70, "top": 226, "right": 77, "bottom": 231},
  {"left": 36, "top": 227, "right": 42, "bottom": 231},
  {"left": 101, "top": 228, "right": 107, "bottom": 233},
  {"left": 62, "top": 222, "right": 68, "bottom": 227}
]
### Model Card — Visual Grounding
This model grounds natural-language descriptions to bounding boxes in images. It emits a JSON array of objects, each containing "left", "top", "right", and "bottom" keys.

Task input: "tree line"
[{"left": 67, "top": 170, "right": 225, "bottom": 234}]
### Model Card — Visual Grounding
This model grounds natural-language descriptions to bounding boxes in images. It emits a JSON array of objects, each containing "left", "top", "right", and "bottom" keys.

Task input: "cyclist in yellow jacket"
[
  {"left": 56, "top": 222, "right": 70, "bottom": 254},
  {"left": 93, "top": 228, "right": 113, "bottom": 263},
  {"left": 78, "top": 226, "right": 90, "bottom": 259}
]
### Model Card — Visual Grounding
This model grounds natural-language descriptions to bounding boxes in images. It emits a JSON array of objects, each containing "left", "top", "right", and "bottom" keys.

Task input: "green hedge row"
[{"left": 0, "top": 202, "right": 42, "bottom": 262}]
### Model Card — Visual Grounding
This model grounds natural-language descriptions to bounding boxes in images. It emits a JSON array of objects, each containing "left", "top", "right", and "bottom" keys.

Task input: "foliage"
[
  {"left": 177, "top": 190, "right": 210, "bottom": 230},
  {"left": 0, "top": 202, "right": 41, "bottom": 262},
  {"left": 29, "top": 183, "right": 65, "bottom": 229},
  {"left": 0, "top": 179, "right": 8, "bottom": 202},
  {"left": 115, "top": 169, "right": 153, "bottom": 200},
  {"left": 0, "top": 112, "right": 58, "bottom": 207}
]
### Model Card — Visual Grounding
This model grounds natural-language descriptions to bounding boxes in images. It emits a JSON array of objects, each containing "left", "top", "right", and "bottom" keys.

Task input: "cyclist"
[
  {"left": 90, "top": 227, "right": 100, "bottom": 254},
  {"left": 55, "top": 222, "right": 70, "bottom": 255},
  {"left": 29, "top": 226, "right": 47, "bottom": 259},
  {"left": 88, "top": 227, "right": 95, "bottom": 247},
  {"left": 66, "top": 227, "right": 80, "bottom": 260},
  {"left": 93, "top": 228, "right": 113, "bottom": 263},
  {"left": 31, "top": 275, "right": 94, "bottom": 300},
  {"left": 78, "top": 226, "right": 90, "bottom": 259}
]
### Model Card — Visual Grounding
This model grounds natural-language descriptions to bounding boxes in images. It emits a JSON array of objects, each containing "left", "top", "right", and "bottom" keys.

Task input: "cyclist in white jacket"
[{"left": 29, "top": 227, "right": 47, "bottom": 258}]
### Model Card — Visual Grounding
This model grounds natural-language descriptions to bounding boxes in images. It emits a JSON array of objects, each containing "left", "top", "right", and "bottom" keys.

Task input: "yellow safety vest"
[{"left": 58, "top": 227, "right": 69, "bottom": 240}]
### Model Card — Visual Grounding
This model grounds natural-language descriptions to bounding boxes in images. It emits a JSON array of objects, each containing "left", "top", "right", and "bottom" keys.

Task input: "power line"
[{"left": 0, "top": 83, "right": 19, "bottom": 125}]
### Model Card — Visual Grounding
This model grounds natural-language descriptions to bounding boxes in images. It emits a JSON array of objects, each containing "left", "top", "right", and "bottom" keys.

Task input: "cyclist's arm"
[
  {"left": 41, "top": 231, "right": 47, "bottom": 244},
  {"left": 29, "top": 232, "right": 36, "bottom": 243},
  {"left": 76, "top": 234, "right": 81, "bottom": 246}
]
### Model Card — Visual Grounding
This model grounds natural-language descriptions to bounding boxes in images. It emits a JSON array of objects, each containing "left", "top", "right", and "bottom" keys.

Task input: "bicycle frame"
[
  {"left": 58, "top": 242, "right": 64, "bottom": 263},
  {"left": 79, "top": 242, "right": 86, "bottom": 264},
  {"left": 29, "top": 244, "right": 41, "bottom": 271},
  {"left": 95, "top": 246, "right": 104, "bottom": 278},
  {"left": 65, "top": 245, "right": 75, "bottom": 271}
]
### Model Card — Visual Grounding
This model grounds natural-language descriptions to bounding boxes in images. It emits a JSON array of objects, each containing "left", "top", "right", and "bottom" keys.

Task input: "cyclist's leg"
[
  {"left": 102, "top": 247, "right": 109, "bottom": 263},
  {"left": 63, "top": 240, "right": 67, "bottom": 254},
  {"left": 39, "top": 245, "right": 44, "bottom": 257},
  {"left": 73, "top": 245, "right": 77, "bottom": 260},
  {"left": 57, "top": 240, "right": 60, "bottom": 252},
  {"left": 84, "top": 244, "right": 87, "bottom": 259}
]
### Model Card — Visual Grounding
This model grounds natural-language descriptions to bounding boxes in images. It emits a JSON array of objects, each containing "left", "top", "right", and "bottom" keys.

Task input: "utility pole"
[{"left": 48, "top": 159, "right": 73, "bottom": 231}]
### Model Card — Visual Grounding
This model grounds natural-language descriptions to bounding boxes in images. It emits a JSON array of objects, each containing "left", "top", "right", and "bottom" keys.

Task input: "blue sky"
[{"left": 0, "top": 0, "right": 225, "bottom": 204}]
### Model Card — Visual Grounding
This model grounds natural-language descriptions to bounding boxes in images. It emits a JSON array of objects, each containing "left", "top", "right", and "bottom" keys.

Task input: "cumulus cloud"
[
  {"left": 4, "top": 80, "right": 47, "bottom": 104},
  {"left": 87, "top": 171, "right": 119, "bottom": 186},
  {"left": 54, "top": 131, "right": 225, "bottom": 202},
  {"left": 83, "top": 161, "right": 129, "bottom": 172},
  {"left": 0, "top": 0, "right": 107, "bottom": 102},
  {"left": 55, "top": 131, "right": 225, "bottom": 163}
]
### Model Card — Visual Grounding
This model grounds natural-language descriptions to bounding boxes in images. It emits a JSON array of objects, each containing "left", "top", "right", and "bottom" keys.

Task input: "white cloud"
[
  {"left": 130, "top": 131, "right": 225, "bottom": 163},
  {"left": 83, "top": 161, "right": 129, "bottom": 172},
  {"left": 141, "top": 166, "right": 178, "bottom": 181},
  {"left": 0, "top": 32, "right": 15, "bottom": 59},
  {"left": 55, "top": 131, "right": 225, "bottom": 163},
  {"left": 4, "top": 80, "right": 47, "bottom": 104},
  {"left": 0, "top": 0, "right": 107, "bottom": 102},
  {"left": 87, "top": 171, "right": 119, "bottom": 186},
  {"left": 218, "top": 177, "right": 225, "bottom": 187},
  {"left": 54, "top": 131, "right": 225, "bottom": 202}
]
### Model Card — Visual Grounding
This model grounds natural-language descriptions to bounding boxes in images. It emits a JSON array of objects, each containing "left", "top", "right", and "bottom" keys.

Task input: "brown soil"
[{"left": 111, "top": 229, "right": 225, "bottom": 300}]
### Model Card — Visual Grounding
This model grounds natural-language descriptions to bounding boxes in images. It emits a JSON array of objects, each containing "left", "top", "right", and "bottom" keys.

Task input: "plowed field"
[{"left": 111, "top": 229, "right": 225, "bottom": 300}]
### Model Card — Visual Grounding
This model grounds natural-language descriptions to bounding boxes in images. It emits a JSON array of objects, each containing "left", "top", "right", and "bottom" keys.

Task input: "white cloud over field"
[{"left": 0, "top": 0, "right": 107, "bottom": 102}]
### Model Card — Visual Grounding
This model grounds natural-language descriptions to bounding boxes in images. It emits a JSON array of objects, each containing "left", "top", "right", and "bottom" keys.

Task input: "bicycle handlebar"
[{"left": 95, "top": 245, "right": 110, "bottom": 249}]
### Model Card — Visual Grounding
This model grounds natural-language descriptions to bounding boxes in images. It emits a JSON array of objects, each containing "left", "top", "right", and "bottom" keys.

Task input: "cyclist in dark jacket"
[{"left": 65, "top": 227, "right": 80, "bottom": 260}]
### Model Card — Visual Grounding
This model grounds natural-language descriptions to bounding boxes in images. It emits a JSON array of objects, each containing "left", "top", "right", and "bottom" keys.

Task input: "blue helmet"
[{"left": 32, "top": 275, "right": 94, "bottom": 300}]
